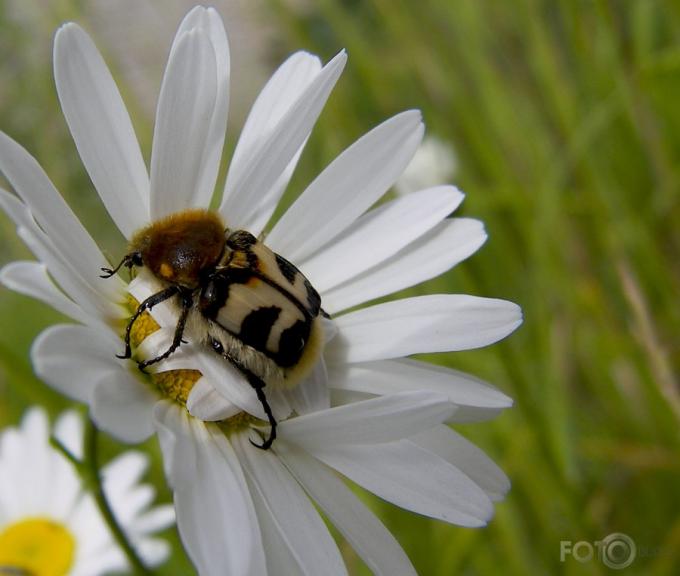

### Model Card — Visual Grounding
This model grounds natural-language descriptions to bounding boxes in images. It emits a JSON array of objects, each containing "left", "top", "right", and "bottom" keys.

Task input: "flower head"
[
  {"left": 0, "top": 407, "right": 174, "bottom": 575},
  {"left": 0, "top": 5, "right": 522, "bottom": 574}
]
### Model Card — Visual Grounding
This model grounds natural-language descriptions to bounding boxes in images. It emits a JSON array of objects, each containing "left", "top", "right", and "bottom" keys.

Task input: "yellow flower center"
[
  {"left": 0, "top": 518, "right": 75, "bottom": 576},
  {"left": 126, "top": 295, "right": 201, "bottom": 405},
  {"left": 125, "top": 296, "right": 266, "bottom": 431}
]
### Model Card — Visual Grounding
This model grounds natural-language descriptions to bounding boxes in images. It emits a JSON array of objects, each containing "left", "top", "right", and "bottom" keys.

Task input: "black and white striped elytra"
[{"left": 100, "top": 209, "right": 325, "bottom": 449}]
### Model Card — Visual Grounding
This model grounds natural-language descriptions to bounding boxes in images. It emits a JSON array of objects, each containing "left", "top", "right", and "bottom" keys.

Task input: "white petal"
[
  {"left": 164, "top": 6, "right": 230, "bottom": 210},
  {"left": 327, "top": 358, "right": 512, "bottom": 422},
  {"left": 233, "top": 433, "right": 347, "bottom": 576},
  {"left": 222, "top": 51, "right": 322, "bottom": 234},
  {"left": 91, "top": 371, "right": 158, "bottom": 443},
  {"left": 137, "top": 538, "right": 173, "bottom": 567},
  {"left": 279, "top": 444, "right": 416, "bottom": 576},
  {"left": 31, "top": 324, "right": 123, "bottom": 403},
  {"left": 279, "top": 391, "right": 453, "bottom": 450},
  {"left": 132, "top": 505, "right": 176, "bottom": 535},
  {"left": 322, "top": 217, "right": 487, "bottom": 313},
  {"left": 283, "top": 356, "right": 330, "bottom": 415},
  {"left": 0, "top": 261, "right": 88, "bottom": 324},
  {"left": 149, "top": 28, "right": 217, "bottom": 217},
  {"left": 53, "top": 409, "right": 84, "bottom": 460},
  {"left": 267, "top": 110, "right": 424, "bottom": 262},
  {"left": 312, "top": 440, "right": 494, "bottom": 527},
  {"left": 153, "top": 405, "right": 266, "bottom": 576},
  {"left": 0, "top": 131, "right": 123, "bottom": 303},
  {"left": 54, "top": 23, "right": 149, "bottom": 237},
  {"left": 152, "top": 401, "right": 196, "bottom": 488},
  {"left": 186, "top": 377, "right": 241, "bottom": 421},
  {"left": 411, "top": 425, "right": 510, "bottom": 501},
  {"left": 139, "top": 332, "right": 274, "bottom": 421},
  {"left": 127, "top": 272, "right": 179, "bottom": 327},
  {"left": 16, "top": 225, "right": 122, "bottom": 323},
  {"left": 327, "top": 294, "right": 523, "bottom": 363},
  {"left": 102, "top": 450, "right": 148, "bottom": 497},
  {"left": 219, "top": 51, "right": 346, "bottom": 231},
  {"left": 0, "top": 190, "right": 121, "bottom": 322},
  {"left": 301, "top": 186, "right": 463, "bottom": 292}
]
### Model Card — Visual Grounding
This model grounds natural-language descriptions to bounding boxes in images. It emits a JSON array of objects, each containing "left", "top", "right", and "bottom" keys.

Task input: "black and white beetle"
[{"left": 101, "top": 208, "right": 324, "bottom": 449}]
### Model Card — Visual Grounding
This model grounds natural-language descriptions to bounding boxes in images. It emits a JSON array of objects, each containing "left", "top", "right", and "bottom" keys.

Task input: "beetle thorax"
[{"left": 131, "top": 209, "right": 226, "bottom": 288}]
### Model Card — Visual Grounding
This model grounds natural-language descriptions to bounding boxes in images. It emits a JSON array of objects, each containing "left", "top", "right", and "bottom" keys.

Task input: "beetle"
[{"left": 101, "top": 208, "right": 324, "bottom": 449}]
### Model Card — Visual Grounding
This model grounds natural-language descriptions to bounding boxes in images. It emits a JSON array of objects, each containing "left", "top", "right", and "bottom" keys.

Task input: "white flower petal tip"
[
  {"left": 328, "top": 359, "right": 513, "bottom": 423},
  {"left": 54, "top": 22, "right": 150, "bottom": 238},
  {"left": 267, "top": 109, "right": 424, "bottom": 261},
  {"left": 328, "top": 295, "right": 523, "bottom": 364},
  {"left": 220, "top": 50, "right": 346, "bottom": 233},
  {"left": 311, "top": 440, "right": 495, "bottom": 527},
  {"left": 321, "top": 217, "right": 489, "bottom": 313},
  {"left": 149, "top": 27, "right": 219, "bottom": 218},
  {"left": 413, "top": 426, "right": 511, "bottom": 502},
  {"left": 278, "top": 391, "right": 454, "bottom": 449},
  {"left": 300, "top": 184, "right": 465, "bottom": 293},
  {"left": 220, "top": 49, "right": 323, "bottom": 234}
]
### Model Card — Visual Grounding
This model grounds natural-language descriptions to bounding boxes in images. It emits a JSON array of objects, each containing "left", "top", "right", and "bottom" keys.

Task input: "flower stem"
[{"left": 84, "top": 420, "right": 156, "bottom": 576}]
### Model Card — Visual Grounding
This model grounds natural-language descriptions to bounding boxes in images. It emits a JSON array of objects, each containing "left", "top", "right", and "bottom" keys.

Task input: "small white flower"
[
  {"left": 0, "top": 406, "right": 174, "bottom": 575},
  {"left": 0, "top": 5, "right": 522, "bottom": 574}
]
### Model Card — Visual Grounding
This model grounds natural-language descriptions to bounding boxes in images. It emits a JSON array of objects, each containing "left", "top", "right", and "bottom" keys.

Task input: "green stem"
[{"left": 83, "top": 420, "right": 156, "bottom": 576}]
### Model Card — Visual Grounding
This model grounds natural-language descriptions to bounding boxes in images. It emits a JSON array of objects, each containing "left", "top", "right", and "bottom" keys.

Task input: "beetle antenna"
[{"left": 100, "top": 252, "right": 139, "bottom": 279}]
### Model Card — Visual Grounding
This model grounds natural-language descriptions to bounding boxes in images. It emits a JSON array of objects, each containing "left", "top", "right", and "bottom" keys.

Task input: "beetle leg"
[
  {"left": 137, "top": 289, "right": 193, "bottom": 372},
  {"left": 119, "top": 285, "right": 180, "bottom": 360},
  {"left": 209, "top": 338, "right": 277, "bottom": 450}
]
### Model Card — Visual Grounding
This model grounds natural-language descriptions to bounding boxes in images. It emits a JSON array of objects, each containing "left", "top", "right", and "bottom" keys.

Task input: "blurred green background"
[{"left": 1, "top": 0, "right": 679, "bottom": 574}]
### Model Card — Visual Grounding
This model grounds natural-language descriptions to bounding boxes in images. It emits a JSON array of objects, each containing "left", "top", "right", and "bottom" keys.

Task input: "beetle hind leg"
[{"left": 209, "top": 338, "right": 277, "bottom": 449}]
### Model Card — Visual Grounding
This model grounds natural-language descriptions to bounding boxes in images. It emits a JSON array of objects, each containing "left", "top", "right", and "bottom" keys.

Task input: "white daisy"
[
  {"left": 0, "top": 406, "right": 174, "bottom": 575},
  {"left": 0, "top": 5, "right": 522, "bottom": 574}
]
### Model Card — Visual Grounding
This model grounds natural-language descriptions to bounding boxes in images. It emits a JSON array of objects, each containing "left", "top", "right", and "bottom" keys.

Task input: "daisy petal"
[
  {"left": 233, "top": 433, "right": 347, "bottom": 576},
  {"left": 411, "top": 425, "right": 510, "bottom": 501},
  {"left": 327, "top": 294, "right": 523, "bottom": 363},
  {"left": 186, "top": 377, "right": 241, "bottom": 421},
  {"left": 220, "top": 51, "right": 346, "bottom": 231},
  {"left": 0, "top": 261, "right": 88, "bottom": 324},
  {"left": 16, "top": 225, "right": 122, "bottom": 323},
  {"left": 139, "top": 332, "right": 276, "bottom": 421},
  {"left": 53, "top": 409, "right": 84, "bottom": 460},
  {"left": 327, "top": 358, "right": 513, "bottom": 422},
  {"left": 132, "top": 506, "right": 176, "bottom": 535},
  {"left": 170, "top": 6, "right": 230, "bottom": 210},
  {"left": 31, "top": 324, "right": 123, "bottom": 403},
  {"left": 54, "top": 23, "right": 149, "bottom": 237},
  {"left": 279, "top": 445, "right": 417, "bottom": 576},
  {"left": 278, "top": 391, "right": 453, "bottom": 449},
  {"left": 312, "top": 440, "right": 494, "bottom": 527},
  {"left": 222, "top": 51, "right": 321, "bottom": 234},
  {"left": 322, "top": 217, "right": 487, "bottom": 313},
  {"left": 91, "top": 371, "right": 157, "bottom": 443},
  {"left": 267, "top": 110, "right": 424, "bottom": 262},
  {"left": 0, "top": 132, "right": 122, "bottom": 302},
  {"left": 300, "top": 186, "right": 463, "bottom": 292},
  {"left": 283, "top": 356, "right": 330, "bottom": 415},
  {"left": 154, "top": 405, "right": 266, "bottom": 576},
  {"left": 149, "top": 28, "right": 217, "bottom": 218},
  {"left": 0, "top": 189, "right": 120, "bottom": 321}
]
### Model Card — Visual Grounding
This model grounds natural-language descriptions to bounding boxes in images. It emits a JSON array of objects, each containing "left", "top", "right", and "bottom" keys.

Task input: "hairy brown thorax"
[{"left": 130, "top": 209, "right": 225, "bottom": 288}]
